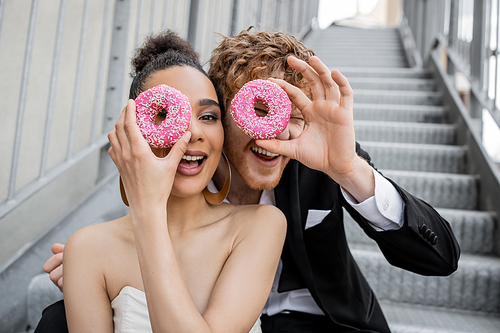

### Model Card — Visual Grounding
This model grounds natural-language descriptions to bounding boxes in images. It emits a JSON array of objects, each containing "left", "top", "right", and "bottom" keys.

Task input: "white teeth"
[
  {"left": 251, "top": 146, "right": 279, "bottom": 157},
  {"left": 182, "top": 155, "right": 204, "bottom": 161}
]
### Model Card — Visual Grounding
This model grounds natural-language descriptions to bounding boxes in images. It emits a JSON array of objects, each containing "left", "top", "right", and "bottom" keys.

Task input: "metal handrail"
[
  {"left": 402, "top": 0, "right": 500, "bottom": 252},
  {"left": 0, "top": 0, "right": 319, "bottom": 221},
  {"left": 403, "top": 0, "right": 500, "bottom": 129}
]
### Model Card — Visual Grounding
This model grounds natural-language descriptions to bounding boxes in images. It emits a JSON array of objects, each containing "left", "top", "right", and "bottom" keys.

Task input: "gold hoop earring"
[{"left": 203, "top": 152, "right": 231, "bottom": 205}]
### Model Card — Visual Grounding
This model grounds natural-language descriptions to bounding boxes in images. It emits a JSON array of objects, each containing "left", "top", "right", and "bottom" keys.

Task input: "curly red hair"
[{"left": 208, "top": 27, "right": 315, "bottom": 116}]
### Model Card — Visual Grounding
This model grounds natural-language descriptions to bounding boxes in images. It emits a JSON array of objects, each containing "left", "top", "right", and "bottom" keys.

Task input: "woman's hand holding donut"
[
  {"left": 256, "top": 56, "right": 375, "bottom": 202},
  {"left": 107, "top": 99, "right": 191, "bottom": 213}
]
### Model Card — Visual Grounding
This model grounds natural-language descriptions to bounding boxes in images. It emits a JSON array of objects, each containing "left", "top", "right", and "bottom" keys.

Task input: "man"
[{"left": 39, "top": 29, "right": 460, "bottom": 332}]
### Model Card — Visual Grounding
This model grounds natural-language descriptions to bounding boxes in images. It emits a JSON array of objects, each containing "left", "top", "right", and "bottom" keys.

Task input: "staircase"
[{"left": 304, "top": 25, "right": 500, "bottom": 332}]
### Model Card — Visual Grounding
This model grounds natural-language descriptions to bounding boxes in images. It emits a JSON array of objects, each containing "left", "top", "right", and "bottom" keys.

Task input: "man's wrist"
[
  {"left": 341, "top": 167, "right": 405, "bottom": 231},
  {"left": 333, "top": 156, "right": 375, "bottom": 203}
]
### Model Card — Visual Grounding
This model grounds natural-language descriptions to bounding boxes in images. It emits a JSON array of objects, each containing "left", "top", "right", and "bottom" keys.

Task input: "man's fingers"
[
  {"left": 268, "top": 78, "right": 311, "bottom": 112},
  {"left": 255, "top": 138, "right": 298, "bottom": 160},
  {"left": 43, "top": 252, "right": 63, "bottom": 273},
  {"left": 57, "top": 276, "right": 63, "bottom": 292},
  {"left": 309, "top": 56, "right": 340, "bottom": 102},
  {"left": 51, "top": 243, "right": 65, "bottom": 255},
  {"left": 287, "top": 56, "right": 325, "bottom": 100},
  {"left": 49, "top": 264, "right": 63, "bottom": 285},
  {"left": 331, "top": 69, "right": 353, "bottom": 111}
]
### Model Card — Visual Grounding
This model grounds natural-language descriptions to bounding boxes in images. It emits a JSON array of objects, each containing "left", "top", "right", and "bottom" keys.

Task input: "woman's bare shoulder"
[
  {"left": 229, "top": 204, "right": 286, "bottom": 239},
  {"left": 65, "top": 215, "right": 132, "bottom": 259}
]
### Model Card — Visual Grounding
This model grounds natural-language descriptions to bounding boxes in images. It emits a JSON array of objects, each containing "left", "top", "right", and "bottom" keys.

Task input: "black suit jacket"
[{"left": 273, "top": 147, "right": 460, "bottom": 332}]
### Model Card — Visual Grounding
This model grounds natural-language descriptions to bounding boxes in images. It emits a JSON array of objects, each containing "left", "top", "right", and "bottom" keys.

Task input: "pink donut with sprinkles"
[
  {"left": 230, "top": 79, "right": 292, "bottom": 139},
  {"left": 135, "top": 84, "right": 191, "bottom": 148}
]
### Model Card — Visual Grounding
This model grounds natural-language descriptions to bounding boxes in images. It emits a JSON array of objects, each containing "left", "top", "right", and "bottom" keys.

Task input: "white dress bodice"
[{"left": 111, "top": 286, "right": 262, "bottom": 333}]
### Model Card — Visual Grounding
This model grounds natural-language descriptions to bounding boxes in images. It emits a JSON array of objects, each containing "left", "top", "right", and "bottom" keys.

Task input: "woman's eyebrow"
[{"left": 198, "top": 98, "right": 219, "bottom": 108}]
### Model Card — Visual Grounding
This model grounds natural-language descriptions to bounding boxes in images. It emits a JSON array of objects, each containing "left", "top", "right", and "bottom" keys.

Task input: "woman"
[{"left": 63, "top": 31, "right": 286, "bottom": 332}]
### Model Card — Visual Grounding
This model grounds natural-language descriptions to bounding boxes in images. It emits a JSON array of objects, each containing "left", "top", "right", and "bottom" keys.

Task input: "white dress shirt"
[{"left": 207, "top": 167, "right": 405, "bottom": 316}]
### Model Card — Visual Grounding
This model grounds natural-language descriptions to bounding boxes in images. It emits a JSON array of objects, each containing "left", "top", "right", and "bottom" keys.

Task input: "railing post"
[
  {"left": 97, "top": 0, "right": 132, "bottom": 182},
  {"left": 447, "top": 0, "right": 458, "bottom": 77},
  {"left": 187, "top": 0, "right": 200, "bottom": 46},
  {"left": 469, "top": 0, "right": 489, "bottom": 121},
  {"left": 230, "top": 0, "right": 239, "bottom": 36}
]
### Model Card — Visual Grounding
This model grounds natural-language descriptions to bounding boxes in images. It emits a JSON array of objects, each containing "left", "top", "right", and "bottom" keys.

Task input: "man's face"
[
  {"left": 222, "top": 78, "right": 305, "bottom": 191},
  {"left": 223, "top": 110, "right": 290, "bottom": 191}
]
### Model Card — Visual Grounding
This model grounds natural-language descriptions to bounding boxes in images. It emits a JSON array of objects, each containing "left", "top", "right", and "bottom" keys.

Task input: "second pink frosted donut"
[
  {"left": 135, "top": 84, "right": 191, "bottom": 148},
  {"left": 230, "top": 79, "right": 291, "bottom": 139}
]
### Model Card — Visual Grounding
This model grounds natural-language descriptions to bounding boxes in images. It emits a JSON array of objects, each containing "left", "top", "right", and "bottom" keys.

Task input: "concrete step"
[
  {"left": 353, "top": 104, "right": 448, "bottom": 123},
  {"left": 316, "top": 30, "right": 401, "bottom": 38},
  {"left": 360, "top": 141, "right": 467, "bottom": 174},
  {"left": 380, "top": 170, "right": 478, "bottom": 210},
  {"left": 382, "top": 301, "right": 500, "bottom": 333},
  {"left": 314, "top": 45, "right": 405, "bottom": 53},
  {"left": 354, "top": 90, "right": 443, "bottom": 105},
  {"left": 323, "top": 58, "right": 408, "bottom": 68},
  {"left": 338, "top": 67, "right": 433, "bottom": 79},
  {"left": 350, "top": 78, "right": 437, "bottom": 91},
  {"left": 311, "top": 32, "right": 401, "bottom": 41},
  {"left": 352, "top": 247, "right": 500, "bottom": 313},
  {"left": 322, "top": 53, "right": 407, "bottom": 60},
  {"left": 355, "top": 121, "right": 456, "bottom": 144},
  {"left": 344, "top": 208, "right": 496, "bottom": 255},
  {"left": 26, "top": 274, "right": 62, "bottom": 331},
  {"left": 320, "top": 26, "right": 401, "bottom": 37}
]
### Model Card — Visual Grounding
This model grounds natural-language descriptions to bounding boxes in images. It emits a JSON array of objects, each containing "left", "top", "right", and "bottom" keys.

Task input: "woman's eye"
[{"left": 199, "top": 113, "right": 218, "bottom": 121}]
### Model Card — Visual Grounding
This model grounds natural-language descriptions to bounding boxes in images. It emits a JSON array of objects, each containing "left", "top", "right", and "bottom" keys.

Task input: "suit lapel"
[{"left": 275, "top": 161, "right": 316, "bottom": 292}]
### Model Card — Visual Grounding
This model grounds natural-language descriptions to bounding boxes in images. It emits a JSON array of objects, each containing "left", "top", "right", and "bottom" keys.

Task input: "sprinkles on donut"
[
  {"left": 135, "top": 84, "right": 191, "bottom": 148},
  {"left": 230, "top": 79, "right": 291, "bottom": 139}
]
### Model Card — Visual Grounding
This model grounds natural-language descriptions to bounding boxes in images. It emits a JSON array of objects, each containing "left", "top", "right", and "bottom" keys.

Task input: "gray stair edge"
[
  {"left": 351, "top": 247, "right": 500, "bottom": 312},
  {"left": 354, "top": 120, "right": 454, "bottom": 129},
  {"left": 379, "top": 169, "right": 478, "bottom": 210},
  {"left": 381, "top": 300, "right": 500, "bottom": 333},
  {"left": 353, "top": 103, "right": 447, "bottom": 111},
  {"left": 345, "top": 207, "right": 496, "bottom": 254},
  {"left": 354, "top": 89, "right": 443, "bottom": 97},
  {"left": 359, "top": 141, "right": 464, "bottom": 151}
]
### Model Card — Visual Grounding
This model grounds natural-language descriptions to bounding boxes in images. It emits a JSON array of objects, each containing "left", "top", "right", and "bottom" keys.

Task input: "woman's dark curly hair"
[
  {"left": 129, "top": 30, "right": 219, "bottom": 102},
  {"left": 208, "top": 27, "right": 315, "bottom": 117}
]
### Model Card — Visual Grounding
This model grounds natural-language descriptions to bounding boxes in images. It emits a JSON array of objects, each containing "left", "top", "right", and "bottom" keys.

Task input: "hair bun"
[{"left": 131, "top": 30, "right": 199, "bottom": 76}]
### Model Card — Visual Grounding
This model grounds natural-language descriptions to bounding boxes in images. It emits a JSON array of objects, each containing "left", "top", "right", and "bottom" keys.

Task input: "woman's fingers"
[
  {"left": 123, "top": 99, "right": 147, "bottom": 151},
  {"left": 167, "top": 131, "right": 191, "bottom": 165},
  {"left": 109, "top": 105, "right": 128, "bottom": 154}
]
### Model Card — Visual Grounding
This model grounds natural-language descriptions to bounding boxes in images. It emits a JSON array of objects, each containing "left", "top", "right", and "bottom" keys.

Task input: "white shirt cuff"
[{"left": 341, "top": 168, "right": 404, "bottom": 231}]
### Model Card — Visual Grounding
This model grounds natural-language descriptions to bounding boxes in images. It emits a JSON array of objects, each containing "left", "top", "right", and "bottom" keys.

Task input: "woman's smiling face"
[{"left": 143, "top": 66, "right": 223, "bottom": 198}]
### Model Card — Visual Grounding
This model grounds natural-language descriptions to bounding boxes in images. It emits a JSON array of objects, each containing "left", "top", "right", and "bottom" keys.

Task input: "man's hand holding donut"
[{"left": 256, "top": 56, "right": 375, "bottom": 203}]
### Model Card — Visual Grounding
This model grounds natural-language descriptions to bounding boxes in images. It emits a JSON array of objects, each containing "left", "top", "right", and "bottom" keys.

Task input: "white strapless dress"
[{"left": 111, "top": 286, "right": 262, "bottom": 333}]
